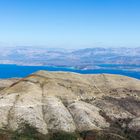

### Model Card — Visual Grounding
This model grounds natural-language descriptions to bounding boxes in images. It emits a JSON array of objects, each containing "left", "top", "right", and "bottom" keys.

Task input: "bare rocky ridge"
[
  {"left": 0, "top": 78, "right": 19, "bottom": 91},
  {"left": 0, "top": 71, "right": 140, "bottom": 140}
]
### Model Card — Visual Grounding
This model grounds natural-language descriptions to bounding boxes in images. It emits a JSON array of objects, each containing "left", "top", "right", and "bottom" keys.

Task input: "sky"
[{"left": 0, "top": 0, "right": 140, "bottom": 48}]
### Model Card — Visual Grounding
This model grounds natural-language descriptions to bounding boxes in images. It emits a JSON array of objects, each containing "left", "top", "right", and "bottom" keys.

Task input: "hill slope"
[{"left": 0, "top": 71, "right": 140, "bottom": 140}]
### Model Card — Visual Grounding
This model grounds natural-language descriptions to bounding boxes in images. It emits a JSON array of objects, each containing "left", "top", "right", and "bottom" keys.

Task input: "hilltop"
[{"left": 0, "top": 71, "right": 139, "bottom": 140}]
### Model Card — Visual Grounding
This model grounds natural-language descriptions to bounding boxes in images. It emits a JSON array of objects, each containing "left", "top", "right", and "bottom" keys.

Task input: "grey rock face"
[
  {"left": 43, "top": 97, "right": 76, "bottom": 133},
  {"left": 68, "top": 101, "right": 109, "bottom": 131}
]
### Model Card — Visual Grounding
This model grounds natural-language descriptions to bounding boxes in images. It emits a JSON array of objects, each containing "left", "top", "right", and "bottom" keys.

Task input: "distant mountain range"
[{"left": 0, "top": 47, "right": 140, "bottom": 71}]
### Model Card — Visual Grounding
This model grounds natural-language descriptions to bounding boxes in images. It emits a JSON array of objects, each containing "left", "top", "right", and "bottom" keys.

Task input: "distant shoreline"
[{"left": 0, "top": 63, "right": 140, "bottom": 72}]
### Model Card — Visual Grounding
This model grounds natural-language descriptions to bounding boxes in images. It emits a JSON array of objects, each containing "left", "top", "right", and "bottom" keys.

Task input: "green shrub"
[
  {"left": 11, "top": 124, "right": 47, "bottom": 140},
  {"left": 49, "top": 132, "right": 78, "bottom": 140}
]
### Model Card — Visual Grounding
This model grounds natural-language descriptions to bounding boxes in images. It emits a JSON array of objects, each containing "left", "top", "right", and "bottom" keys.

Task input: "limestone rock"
[
  {"left": 68, "top": 101, "right": 109, "bottom": 131},
  {"left": 129, "top": 117, "right": 140, "bottom": 131},
  {"left": 43, "top": 96, "right": 76, "bottom": 132}
]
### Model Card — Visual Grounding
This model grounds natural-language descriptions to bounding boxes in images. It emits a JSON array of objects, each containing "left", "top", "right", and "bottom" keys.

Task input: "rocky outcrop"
[
  {"left": 0, "top": 70, "right": 140, "bottom": 140},
  {"left": 129, "top": 117, "right": 140, "bottom": 131}
]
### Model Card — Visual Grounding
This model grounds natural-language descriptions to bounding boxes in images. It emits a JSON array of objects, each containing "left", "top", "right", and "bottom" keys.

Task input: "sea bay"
[{"left": 0, "top": 64, "right": 139, "bottom": 79}]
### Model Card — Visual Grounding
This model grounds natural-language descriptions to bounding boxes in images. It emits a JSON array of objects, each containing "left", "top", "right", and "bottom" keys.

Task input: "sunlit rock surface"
[{"left": 0, "top": 70, "right": 140, "bottom": 140}]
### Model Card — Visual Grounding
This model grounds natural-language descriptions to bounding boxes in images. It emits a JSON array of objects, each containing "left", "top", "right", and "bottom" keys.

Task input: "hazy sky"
[{"left": 0, "top": 0, "right": 140, "bottom": 48}]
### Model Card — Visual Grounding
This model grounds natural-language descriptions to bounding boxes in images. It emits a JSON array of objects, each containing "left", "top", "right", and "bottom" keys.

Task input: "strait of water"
[{"left": 0, "top": 64, "right": 139, "bottom": 79}]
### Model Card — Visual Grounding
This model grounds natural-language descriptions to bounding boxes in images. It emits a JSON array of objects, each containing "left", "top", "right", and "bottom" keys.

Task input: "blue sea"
[{"left": 0, "top": 64, "right": 140, "bottom": 79}]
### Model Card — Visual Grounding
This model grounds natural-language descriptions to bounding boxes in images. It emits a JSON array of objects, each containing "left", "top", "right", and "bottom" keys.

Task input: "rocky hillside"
[
  {"left": 0, "top": 71, "right": 139, "bottom": 140},
  {"left": 0, "top": 78, "right": 19, "bottom": 90}
]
